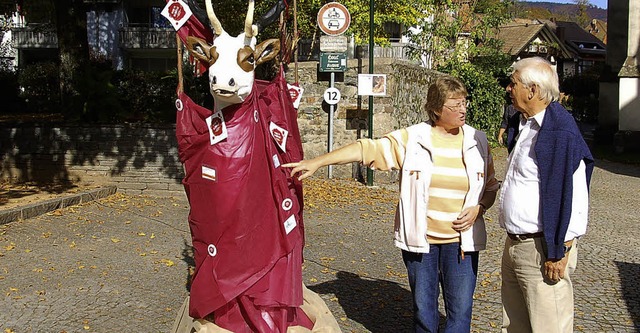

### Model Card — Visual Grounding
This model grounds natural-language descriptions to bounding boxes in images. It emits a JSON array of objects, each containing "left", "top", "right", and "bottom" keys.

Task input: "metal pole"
[
  {"left": 367, "top": 0, "right": 374, "bottom": 186},
  {"left": 328, "top": 71, "right": 335, "bottom": 178},
  {"left": 294, "top": 0, "right": 298, "bottom": 83}
]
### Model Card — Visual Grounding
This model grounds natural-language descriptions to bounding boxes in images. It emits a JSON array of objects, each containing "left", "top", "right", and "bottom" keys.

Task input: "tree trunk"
[{"left": 54, "top": 0, "right": 89, "bottom": 112}]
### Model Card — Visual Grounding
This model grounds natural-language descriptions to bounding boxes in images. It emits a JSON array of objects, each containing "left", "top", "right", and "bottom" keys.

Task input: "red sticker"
[
  {"left": 288, "top": 88, "right": 299, "bottom": 102},
  {"left": 168, "top": 2, "right": 186, "bottom": 21},
  {"left": 211, "top": 117, "right": 223, "bottom": 136},
  {"left": 272, "top": 128, "right": 283, "bottom": 145}
]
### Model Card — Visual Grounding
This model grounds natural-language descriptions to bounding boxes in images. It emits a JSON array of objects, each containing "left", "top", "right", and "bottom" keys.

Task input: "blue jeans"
[{"left": 402, "top": 244, "right": 479, "bottom": 333}]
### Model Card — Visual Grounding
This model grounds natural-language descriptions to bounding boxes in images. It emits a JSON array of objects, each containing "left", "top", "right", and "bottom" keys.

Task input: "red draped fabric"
[{"left": 175, "top": 71, "right": 310, "bottom": 332}]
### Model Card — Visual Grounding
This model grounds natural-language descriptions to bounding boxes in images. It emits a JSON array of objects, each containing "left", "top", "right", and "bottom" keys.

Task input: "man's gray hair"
[{"left": 511, "top": 57, "right": 560, "bottom": 103}]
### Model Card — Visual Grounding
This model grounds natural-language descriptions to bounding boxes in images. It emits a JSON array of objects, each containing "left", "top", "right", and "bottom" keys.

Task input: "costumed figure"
[
  {"left": 163, "top": 0, "right": 341, "bottom": 332},
  {"left": 165, "top": 0, "right": 339, "bottom": 332}
]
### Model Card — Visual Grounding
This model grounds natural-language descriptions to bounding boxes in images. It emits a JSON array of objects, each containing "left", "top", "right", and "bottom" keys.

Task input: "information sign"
[
  {"left": 320, "top": 35, "right": 348, "bottom": 52},
  {"left": 319, "top": 52, "right": 347, "bottom": 72}
]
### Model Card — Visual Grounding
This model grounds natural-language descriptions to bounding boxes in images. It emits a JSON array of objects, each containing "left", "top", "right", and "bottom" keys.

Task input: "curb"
[{"left": 0, "top": 185, "right": 118, "bottom": 226}]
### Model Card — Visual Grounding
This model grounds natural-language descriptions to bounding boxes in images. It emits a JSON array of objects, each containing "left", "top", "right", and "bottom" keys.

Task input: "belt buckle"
[{"left": 509, "top": 233, "right": 533, "bottom": 241}]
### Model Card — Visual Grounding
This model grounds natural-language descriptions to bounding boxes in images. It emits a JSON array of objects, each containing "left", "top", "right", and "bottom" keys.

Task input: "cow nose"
[
  {"left": 211, "top": 76, "right": 217, "bottom": 84},
  {"left": 229, "top": 78, "right": 235, "bottom": 87}
]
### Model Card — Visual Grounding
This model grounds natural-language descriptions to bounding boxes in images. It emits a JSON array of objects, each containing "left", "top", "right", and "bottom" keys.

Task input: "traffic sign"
[
  {"left": 324, "top": 87, "right": 341, "bottom": 105},
  {"left": 319, "top": 52, "right": 347, "bottom": 72},
  {"left": 320, "top": 35, "right": 348, "bottom": 52},
  {"left": 317, "top": 2, "right": 351, "bottom": 36}
]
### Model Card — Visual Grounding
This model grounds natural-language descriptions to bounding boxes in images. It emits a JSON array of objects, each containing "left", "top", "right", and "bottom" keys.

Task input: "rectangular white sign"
[
  {"left": 358, "top": 74, "right": 387, "bottom": 96},
  {"left": 320, "top": 35, "right": 348, "bottom": 52}
]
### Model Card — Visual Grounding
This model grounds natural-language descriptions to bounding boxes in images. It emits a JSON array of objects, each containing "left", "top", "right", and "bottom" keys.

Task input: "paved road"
[{"left": 1, "top": 151, "right": 639, "bottom": 332}]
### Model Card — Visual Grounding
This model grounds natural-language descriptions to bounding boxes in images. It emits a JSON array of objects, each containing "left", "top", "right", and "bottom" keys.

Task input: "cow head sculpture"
[{"left": 185, "top": 0, "right": 280, "bottom": 110}]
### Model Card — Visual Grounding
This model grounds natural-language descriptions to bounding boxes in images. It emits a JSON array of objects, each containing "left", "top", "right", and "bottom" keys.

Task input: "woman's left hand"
[{"left": 452, "top": 205, "right": 482, "bottom": 232}]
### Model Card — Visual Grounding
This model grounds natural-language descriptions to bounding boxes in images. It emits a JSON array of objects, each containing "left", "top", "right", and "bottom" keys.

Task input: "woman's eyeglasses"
[{"left": 443, "top": 100, "right": 470, "bottom": 112}]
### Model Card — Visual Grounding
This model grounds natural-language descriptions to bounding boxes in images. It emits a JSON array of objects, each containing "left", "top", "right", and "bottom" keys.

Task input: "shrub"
[
  {"left": 440, "top": 61, "right": 505, "bottom": 145},
  {"left": 67, "top": 63, "right": 125, "bottom": 123},
  {"left": 10, "top": 59, "right": 208, "bottom": 124},
  {"left": 17, "top": 62, "right": 61, "bottom": 114},
  {"left": 0, "top": 69, "right": 24, "bottom": 112},
  {"left": 112, "top": 69, "right": 178, "bottom": 123}
]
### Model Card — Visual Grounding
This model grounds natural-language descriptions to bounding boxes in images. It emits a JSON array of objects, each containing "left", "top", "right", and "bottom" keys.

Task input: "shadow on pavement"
[
  {"left": 615, "top": 261, "right": 640, "bottom": 330},
  {"left": 594, "top": 160, "right": 640, "bottom": 178},
  {"left": 308, "top": 271, "right": 414, "bottom": 332},
  {"left": 0, "top": 181, "right": 79, "bottom": 208},
  {"left": 181, "top": 241, "right": 196, "bottom": 292}
]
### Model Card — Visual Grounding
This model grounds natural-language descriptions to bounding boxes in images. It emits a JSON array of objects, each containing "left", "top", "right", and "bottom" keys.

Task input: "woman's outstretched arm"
[{"left": 283, "top": 142, "right": 363, "bottom": 181}]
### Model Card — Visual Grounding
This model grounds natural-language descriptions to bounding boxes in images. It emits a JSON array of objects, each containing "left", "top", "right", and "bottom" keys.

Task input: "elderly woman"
[{"left": 284, "top": 75, "right": 499, "bottom": 333}]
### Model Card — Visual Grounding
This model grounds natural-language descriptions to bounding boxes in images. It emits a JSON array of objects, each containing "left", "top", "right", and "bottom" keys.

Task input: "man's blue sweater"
[{"left": 506, "top": 102, "right": 595, "bottom": 259}]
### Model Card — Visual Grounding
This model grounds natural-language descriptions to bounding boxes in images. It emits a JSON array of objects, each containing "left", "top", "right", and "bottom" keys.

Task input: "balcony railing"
[
  {"left": 119, "top": 27, "right": 176, "bottom": 49},
  {"left": 11, "top": 27, "right": 58, "bottom": 49}
]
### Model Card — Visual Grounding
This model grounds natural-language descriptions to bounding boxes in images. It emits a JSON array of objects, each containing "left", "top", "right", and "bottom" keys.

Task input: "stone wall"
[
  {"left": 1, "top": 59, "right": 439, "bottom": 193},
  {"left": 1, "top": 124, "right": 185, "bottom": 196},
  {"left": 287, "top": 59, "right": 439, "bottom": 182}
]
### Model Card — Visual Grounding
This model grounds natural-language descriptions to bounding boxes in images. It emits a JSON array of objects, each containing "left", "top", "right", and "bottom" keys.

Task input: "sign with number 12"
[{"left": 323, "top": 87, "right": 341, "bottom": 105}]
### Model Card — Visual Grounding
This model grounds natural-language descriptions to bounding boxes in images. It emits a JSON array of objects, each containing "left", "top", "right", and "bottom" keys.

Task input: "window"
[{"left": 151, "top": 7, "right": 171, "bottom": 28}]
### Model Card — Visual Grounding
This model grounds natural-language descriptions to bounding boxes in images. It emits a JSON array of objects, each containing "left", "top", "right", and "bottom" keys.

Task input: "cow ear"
[
  {"left": 185, "top": 36, "right": 217, "bottom": 65},
  {"left": 254, "top": 38, "right": 280, "bottom": 65}
]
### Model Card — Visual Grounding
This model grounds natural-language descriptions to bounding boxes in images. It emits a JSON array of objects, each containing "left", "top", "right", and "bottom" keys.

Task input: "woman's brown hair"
[{"left": 424, "top": 75, "right": 468, "bottom": 123}]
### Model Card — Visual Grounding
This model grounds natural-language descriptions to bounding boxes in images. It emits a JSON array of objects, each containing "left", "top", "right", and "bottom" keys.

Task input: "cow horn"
[
  {"left": 245, "top": 0, "right": 255, "bottom": 38},
  {"left": 205, "top": 0, "right": 224, "bottom": 36}
]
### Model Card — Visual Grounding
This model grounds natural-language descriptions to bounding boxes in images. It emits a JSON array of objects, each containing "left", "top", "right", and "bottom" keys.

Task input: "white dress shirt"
[{"left": 499, "top": 110, "right": 589, "bottom": 241}]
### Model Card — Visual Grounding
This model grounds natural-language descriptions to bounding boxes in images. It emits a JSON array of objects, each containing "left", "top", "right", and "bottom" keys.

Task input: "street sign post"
[{"left": 317, "top": 2, "right": 350, "bottom": 179}]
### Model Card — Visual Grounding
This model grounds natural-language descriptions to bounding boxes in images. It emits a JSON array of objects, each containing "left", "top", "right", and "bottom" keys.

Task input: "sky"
[{"left": 525, "top": 0, "right": 608, "bottom": 9}]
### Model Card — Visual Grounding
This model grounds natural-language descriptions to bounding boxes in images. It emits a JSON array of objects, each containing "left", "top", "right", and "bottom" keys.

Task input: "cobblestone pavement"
[{"left": 1, "top": 150, "right": 639, "bottom": 332}]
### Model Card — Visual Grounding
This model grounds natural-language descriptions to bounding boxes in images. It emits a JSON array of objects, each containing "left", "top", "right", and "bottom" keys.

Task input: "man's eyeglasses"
[{"left": 443, "top": 100, "right": 470, "bottom": 112}]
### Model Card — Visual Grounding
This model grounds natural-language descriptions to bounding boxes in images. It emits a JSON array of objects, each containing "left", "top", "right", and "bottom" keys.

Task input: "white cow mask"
[{"left": 185, "top": 0, "right": 280, "bottom": 110}]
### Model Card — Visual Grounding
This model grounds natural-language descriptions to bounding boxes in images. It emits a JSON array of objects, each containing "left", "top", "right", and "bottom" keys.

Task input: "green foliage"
[
  {"left": 440, "top": 61, "right": 505, "bottom": 146},
  {"left": 405, "top": 0, "right": 512, "bottom": 69},
  {"left": 512, "top": 0, "right": 598, "bottom": 23},
  {"left": 11, "top": 59, "right": 196, "bottom": 124},
  {"left": 290, "top": 0, "right": 427, "bottom": 45},
  {"left": 574, "top": 0, "right": 591, "bottom": 27},
  {"left": 17, "top": 62, "right": 61, "bottom": 114},
  {"left": 0, "top": 69, "right": 23, "bottom": 110},
  {"left": 67, "top": 63, "right": 125, "bottom": 123},
  {"left": 403, "top": 0, "right": 512, "bottom": 145},
  {"left": 168, "top": 62, "right": 213, "bottom": 110},
  {"left": 112, "top": 69, "right": 177, "bottom": 124}
]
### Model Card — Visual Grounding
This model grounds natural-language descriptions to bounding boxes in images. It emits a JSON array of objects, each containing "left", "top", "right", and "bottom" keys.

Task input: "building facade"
[
  {"left": 10, "top": 0, "right": 177, "bottom": 72},
  {"left": 599, "top": 0, "right": 640, "bottom": 152}
]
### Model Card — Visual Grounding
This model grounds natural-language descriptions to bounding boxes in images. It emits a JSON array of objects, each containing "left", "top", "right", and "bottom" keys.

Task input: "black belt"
[{"left": 507, "top": 232, "right": 544, "bottom": 241}]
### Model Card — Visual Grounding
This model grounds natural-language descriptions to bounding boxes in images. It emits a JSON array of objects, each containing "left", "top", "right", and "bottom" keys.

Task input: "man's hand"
[
  {"left": 498, "top": 129, "right": 506, "bottom": 146},
  {"left": 452, "top": 205, "right": 482, "bottom": 232},
  {"left": 543, "top": 255, "right": 569, "bottom": 283}
]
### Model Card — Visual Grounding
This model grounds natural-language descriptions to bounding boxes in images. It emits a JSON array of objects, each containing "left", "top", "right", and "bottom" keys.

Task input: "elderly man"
[{"left": 499, "top": 57, "right": 594, "bottom": 333}]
